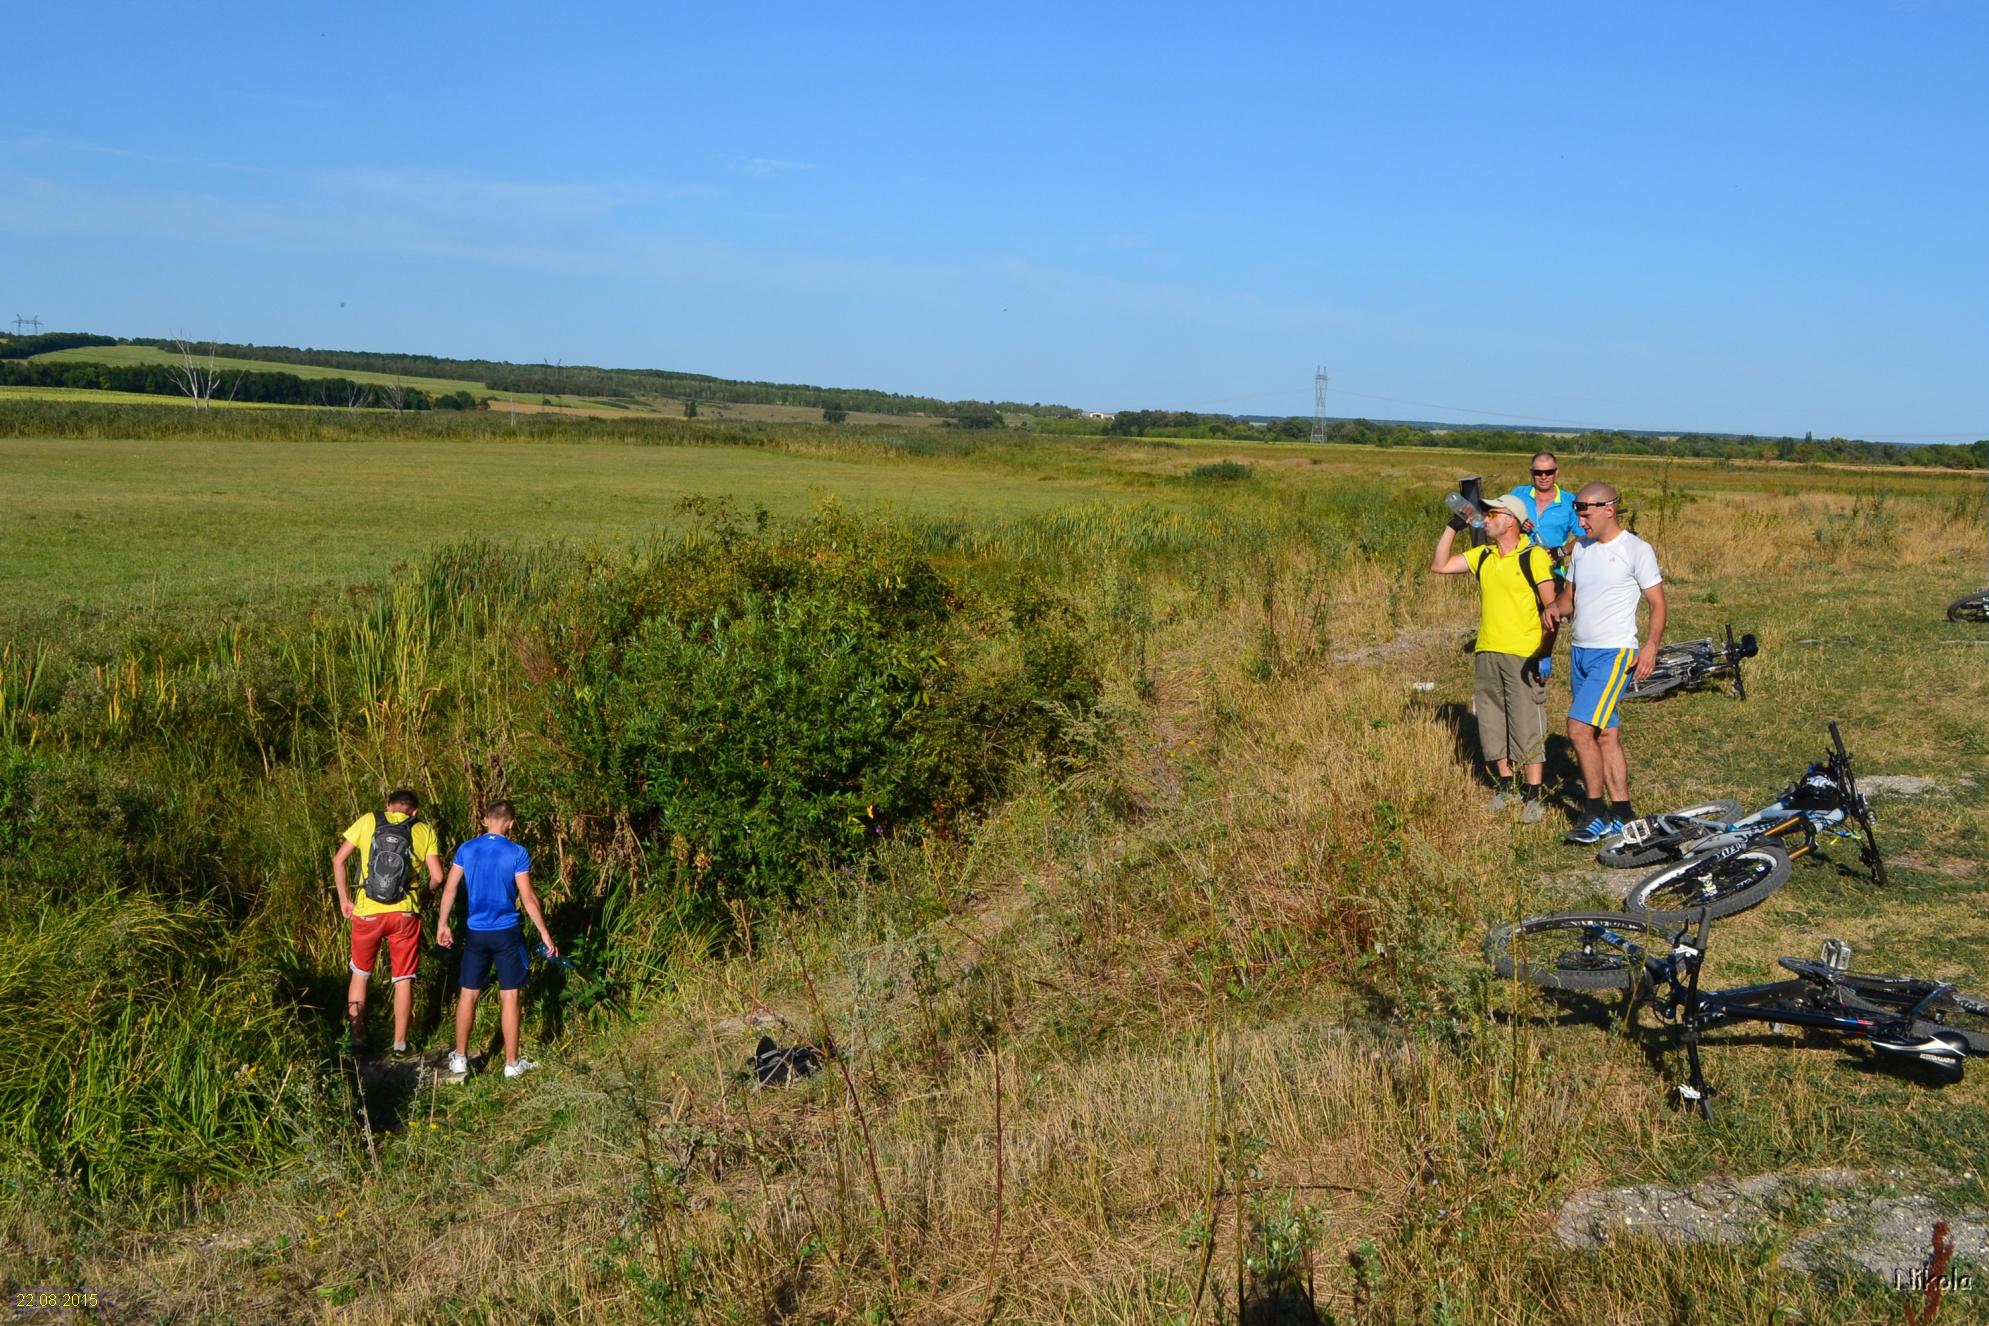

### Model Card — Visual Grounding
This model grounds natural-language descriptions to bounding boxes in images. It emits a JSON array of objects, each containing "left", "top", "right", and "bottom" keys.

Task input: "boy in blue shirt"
[{"left": 435, "top": 800, "right": 558, "bottom": 1079}]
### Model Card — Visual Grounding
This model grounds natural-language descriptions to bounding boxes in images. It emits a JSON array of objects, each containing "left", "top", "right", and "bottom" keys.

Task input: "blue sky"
[{"left": 4, "top": 1, "right": 1983, "bottom": 440}]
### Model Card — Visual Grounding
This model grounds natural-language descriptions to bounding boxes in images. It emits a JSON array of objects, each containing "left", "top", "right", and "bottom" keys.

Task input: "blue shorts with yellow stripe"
[{"left": 1569, "top": 646, "right": 1636, "bottom": 730}]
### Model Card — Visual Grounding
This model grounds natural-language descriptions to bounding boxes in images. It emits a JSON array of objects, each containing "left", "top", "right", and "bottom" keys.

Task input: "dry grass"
[{"left": 11, "top": 460, "right": 1985, "bottom": 1323}]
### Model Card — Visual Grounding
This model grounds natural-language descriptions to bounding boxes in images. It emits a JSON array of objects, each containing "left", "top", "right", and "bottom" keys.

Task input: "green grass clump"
[{"left": 1187, "top": 459, "right": 1253, "bottom": 481}]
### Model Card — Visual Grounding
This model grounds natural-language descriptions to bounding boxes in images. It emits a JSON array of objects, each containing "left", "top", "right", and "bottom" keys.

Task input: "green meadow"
[{"left": 2, "top": 403, "right": 1986, "bottom": 1322}]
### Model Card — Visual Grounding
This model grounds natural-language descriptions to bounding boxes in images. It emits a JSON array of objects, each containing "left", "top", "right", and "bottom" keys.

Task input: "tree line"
[
  {"left": 0, "top": 358, "right": 481, "bottom": 411},
  {"left": 119, "top": 337, "right": 1077, "bottom": 419},
  {"left": 1036, "top": 410, "right": 1986, "bottom": 470},
  {"left": 0, "top": 332, "right": 117, "bottom": 360}
]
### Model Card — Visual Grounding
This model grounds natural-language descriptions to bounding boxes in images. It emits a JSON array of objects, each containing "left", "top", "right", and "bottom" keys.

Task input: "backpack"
[{"left": 361, "top": 813, "right": 417, "bottom": 905}]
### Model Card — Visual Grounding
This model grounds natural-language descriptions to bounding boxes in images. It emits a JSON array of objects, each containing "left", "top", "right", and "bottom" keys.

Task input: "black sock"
[
  {"left": 1522, "top": 783, "right": 1541, "bottom": 802},
  {"left": 1611, "top": 800, "right": 1633, "bottom": 821},
  {"left": 1585, "top": 797, "right": 1607, "bottom": 822}
]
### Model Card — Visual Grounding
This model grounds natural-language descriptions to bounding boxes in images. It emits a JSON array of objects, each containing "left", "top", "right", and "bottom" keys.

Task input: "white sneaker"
[
  {"left": 445, "top": 1051, "right": 470, "bottom": 1078},
  {"left": 502, "top": 1057, "right": 539, "bottom": 1079}
]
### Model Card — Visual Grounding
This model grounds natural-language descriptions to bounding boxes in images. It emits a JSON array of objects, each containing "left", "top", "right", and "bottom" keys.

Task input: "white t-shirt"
[{"left": 1568, "top": 530, "right": 1662, "bottom": 650}]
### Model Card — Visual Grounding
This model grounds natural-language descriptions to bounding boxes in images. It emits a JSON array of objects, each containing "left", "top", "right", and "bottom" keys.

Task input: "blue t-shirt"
[
  {"left": 1509, "top": 484, "right": 1580, "bottom": 566},
  {"left": 453, "top": 833, "right": 531, "bottom": 932}
]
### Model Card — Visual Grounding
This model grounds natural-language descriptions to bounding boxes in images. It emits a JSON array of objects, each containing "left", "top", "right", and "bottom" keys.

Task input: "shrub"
[{"left": 1189, "top": 460, "right": 1253, "bottom": 482}]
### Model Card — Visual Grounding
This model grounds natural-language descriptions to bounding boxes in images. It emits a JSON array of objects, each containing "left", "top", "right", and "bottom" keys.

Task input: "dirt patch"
[
  {"left": 1557, "top": 1168, "right": 1988, "bottom": 1284},
  {"left": 1788, "top": 1193, "right": 1989, "bottom": 1280},
  {"left": 1557, "top": 1168, "right": 1860, "bottom": 1249},
  {"left": 1859, "top": 774, "right": 1948, "bottom": 797},
  {"left": 1330, "top": 626, "right": 1470, "bottom": 666}
]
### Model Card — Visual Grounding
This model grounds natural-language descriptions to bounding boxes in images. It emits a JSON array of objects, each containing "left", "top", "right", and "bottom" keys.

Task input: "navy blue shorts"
[{"left": 459, "top": 925, "right": 528, "bottom": 992}]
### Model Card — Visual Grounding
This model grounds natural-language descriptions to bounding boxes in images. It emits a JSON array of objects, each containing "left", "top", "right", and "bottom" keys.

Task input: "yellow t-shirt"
[
  {"left": 343, "top": 811, "right": 440, "bottom": 917},
  {"left": 1464, "top": 539, "right": 1552, "bottom": 658}
]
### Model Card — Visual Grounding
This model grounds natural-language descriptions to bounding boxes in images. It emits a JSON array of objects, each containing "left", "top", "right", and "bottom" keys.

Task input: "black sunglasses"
[
  {"left": 1574, "top": 499, "right": 1614, "bottom": 511},
  {"left": 1531, "top": 468, "right": 1557, "bottom": 476}
]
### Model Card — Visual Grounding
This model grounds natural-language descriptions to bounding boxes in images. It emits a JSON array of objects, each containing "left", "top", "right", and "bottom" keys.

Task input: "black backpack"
[{"left": 362, "top": 813, "right": 417, "bottom": 905}]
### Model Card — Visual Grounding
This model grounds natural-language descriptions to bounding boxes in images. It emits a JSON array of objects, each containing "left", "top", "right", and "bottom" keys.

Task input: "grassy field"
[
  {"left": 2, "top": 407, "right": 1985, "bottom": 1322},
  {"left": 0, "top": 433, "right": 1176, "bottom": 628}
]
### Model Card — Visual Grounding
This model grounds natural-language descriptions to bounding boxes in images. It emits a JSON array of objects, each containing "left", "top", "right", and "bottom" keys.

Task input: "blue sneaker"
[{"left": 1564, "top": 817, "right": 1624, "bottom": 846}]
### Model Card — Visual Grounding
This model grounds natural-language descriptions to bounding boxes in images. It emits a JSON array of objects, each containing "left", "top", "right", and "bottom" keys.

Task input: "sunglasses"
[
  {"left": 1573, "top": 500, "right": 1615, "bottom": 511},
  {"left": 1531, "top": 468, "right": 1557, "bottom": 476}
]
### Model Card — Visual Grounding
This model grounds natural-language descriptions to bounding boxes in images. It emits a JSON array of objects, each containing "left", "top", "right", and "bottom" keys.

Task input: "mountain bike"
[
  {"left": 1948, "top": 588, "right": 1989, "bottom": 624},
  {"left": 1597, "top": 723, "right": 1884, "bottom": 918},
  {"left": 1483, "top": 910, "right": 1989, "bottom": 1118},
  {"left": 1622, "top": 623, "right": 1758, "bottom": 701}
]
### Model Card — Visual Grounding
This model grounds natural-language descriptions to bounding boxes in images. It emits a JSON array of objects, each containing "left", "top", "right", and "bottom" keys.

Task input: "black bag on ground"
[{"left": 362, "top": 813, "right": 417, "bottom": 905}]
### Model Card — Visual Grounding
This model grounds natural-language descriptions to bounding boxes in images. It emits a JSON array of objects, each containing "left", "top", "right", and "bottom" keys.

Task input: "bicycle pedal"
[
  {"left": 1620, "top": 818, "right": 1653, "bottom": 846},
  {"left": 1820, "top": 938, "right": 1852, "bottom": 972}
]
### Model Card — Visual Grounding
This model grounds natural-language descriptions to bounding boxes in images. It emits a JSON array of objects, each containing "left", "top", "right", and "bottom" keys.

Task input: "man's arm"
[
  {"left": 514, "top": 872, "right": 557, "bottom": 958},
  {"left": 435, "top": 864, "right": 464, "bottom": 947},
  {"left": 332, "top": 839, "right": 358, "bottom": 920},
  {"left": 1430, "top": 525, "right": 1471, "bottom": 576},
  {"left": 1634, "top": 583, "right": 1668, "bottom": 680},
  {"left": 423, "top": 853, "right": 445, "bottom": 907}
]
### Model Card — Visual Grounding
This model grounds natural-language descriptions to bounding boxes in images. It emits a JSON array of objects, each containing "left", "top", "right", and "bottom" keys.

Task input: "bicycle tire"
[
  {"left": 1626, "top": 844, "right": 1793, "bottom": 921},
  {"left": 1484, "top": 911, "right": 1669, "bottom": 991},
  {"left": 1947, "top": 591, "right": 1989, "bottom": 625},
  {"left": 1597, "top": 800, "right": 1744, "bottom": 869}
]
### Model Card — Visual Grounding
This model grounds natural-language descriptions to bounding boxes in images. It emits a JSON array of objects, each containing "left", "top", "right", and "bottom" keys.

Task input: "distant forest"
[
  {"left": 1039, "top": 409, "right": 1988, "bottom": 470},
  {"left": 3, "top": 332, "right": 1981, "bottom": 468},
  {"left": 107, "top": 338, "right": 1081, "bottom": 419}
]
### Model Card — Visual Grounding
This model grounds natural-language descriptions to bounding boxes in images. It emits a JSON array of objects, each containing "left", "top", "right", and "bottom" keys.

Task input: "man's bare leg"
[
  {"left": 1597, "top": 728, "right": 1630, "bottom": 802},
  {"left": 1568, "top": 719, "right": 1605, "bottom": 799}
]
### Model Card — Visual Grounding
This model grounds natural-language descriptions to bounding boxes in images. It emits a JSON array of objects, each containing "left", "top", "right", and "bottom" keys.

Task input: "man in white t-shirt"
[{"left": 1542, "top": 483, "right": 1667, "bottom": 845}]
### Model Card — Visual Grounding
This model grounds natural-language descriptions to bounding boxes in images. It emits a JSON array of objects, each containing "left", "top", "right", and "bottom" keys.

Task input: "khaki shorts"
[{"left": 1474, "top": 652, "right": 1547, "bottom": 767}]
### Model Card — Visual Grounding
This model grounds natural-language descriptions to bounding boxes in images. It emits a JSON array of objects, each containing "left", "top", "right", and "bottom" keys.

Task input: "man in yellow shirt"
[
  {"left": 1430, "top": 494, "right": 1559, "bottom": 822},
  {"left": 332, "top": 788, "right": 445, "bottom": 1054}
]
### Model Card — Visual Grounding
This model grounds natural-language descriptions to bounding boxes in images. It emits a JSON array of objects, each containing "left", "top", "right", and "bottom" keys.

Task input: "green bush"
[
  {"left": 530, "top": 504, "right": 1099, "bottom": 923},
  {"left": 1188, "top": 460, "right": 1253, "bottom": 481}
]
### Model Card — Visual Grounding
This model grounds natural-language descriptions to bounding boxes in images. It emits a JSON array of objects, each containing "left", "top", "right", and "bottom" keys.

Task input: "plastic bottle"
[{"left": 1443, "top": 492, "right": 1485, "bottom": 530}]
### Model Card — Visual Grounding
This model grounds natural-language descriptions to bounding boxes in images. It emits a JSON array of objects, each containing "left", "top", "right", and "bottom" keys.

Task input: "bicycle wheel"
[
  {"left": 1947, "top": 590, "right": 1989, "bottom": 624},
  {"left": 1596, "top": 801, "right": 1742, "bottom": 869},
  {"left": 1626, "top": 844, "right": 1793, "bottom": 921},
  {"left": 1484, "top": 911, "right": 1668, "bottom": 991}
]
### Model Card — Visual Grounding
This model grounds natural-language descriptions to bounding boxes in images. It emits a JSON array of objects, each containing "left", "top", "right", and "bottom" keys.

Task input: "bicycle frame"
[
  {"left": 1615, "top": 722, "right": 1884, "bottom": 884},
  {"left": 1625, "top": 622, "right": 1758, "bottom": 700},
  {"left": 1546, "top": 913, "right": 1973, "bottom": 1120}
]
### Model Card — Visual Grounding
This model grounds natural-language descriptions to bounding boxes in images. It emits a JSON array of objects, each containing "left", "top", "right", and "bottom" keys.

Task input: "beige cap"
[{"left": 1484, "top": 495, "right": 1531, "bottom": 524}]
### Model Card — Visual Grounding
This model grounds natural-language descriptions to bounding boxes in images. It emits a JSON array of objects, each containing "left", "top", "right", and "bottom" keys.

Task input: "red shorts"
[{"left": 350, "top": 912, "right": 422, "bottom": 982}]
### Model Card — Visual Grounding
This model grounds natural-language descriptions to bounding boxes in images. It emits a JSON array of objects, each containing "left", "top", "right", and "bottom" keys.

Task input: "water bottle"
[
  {"left": 1443, "top": 492, "right": 1485, "bottom": 531},
  {"left": 533, "top": 941, "right": 574, "bottom": 973}
]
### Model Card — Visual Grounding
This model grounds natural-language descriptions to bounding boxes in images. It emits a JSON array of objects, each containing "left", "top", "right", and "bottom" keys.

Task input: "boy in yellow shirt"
[{"left": 332, "top": 788, "right": 445, "bottom": 1054}]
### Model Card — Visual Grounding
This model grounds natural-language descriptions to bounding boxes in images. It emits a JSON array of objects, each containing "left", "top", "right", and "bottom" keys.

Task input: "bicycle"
[
  {"left": 1948, "top": 588, "right": 1989, "bottom": 624},
  {"left": 1483, "top": 909, "right": 1989, "bottom": 1118},
  {"left": 1597, "top": 723, "right": 1884, "bottom": 919},
  {"left": 1621, "top": 623, "right": 1758, "bottom": 701}
]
